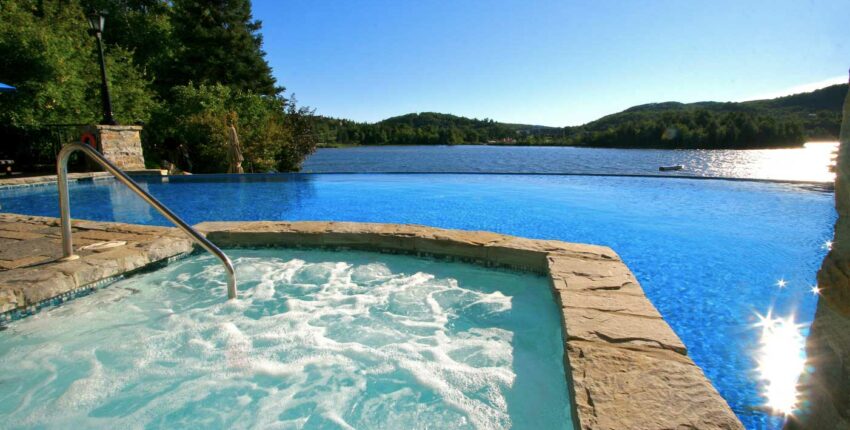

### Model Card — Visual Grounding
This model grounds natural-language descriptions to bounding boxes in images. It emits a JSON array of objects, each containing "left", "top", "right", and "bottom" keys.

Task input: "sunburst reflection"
[{"left": 754, "top": 310, "right": 807, "bottom": 416}]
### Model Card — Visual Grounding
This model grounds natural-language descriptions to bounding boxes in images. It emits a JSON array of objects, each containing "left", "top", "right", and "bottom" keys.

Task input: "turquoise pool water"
[
  {"left": 0, "top": 249, "right": 568, "bottom": 429},
  {"left": 0, "top": 173, "right": 837, "bottom": 428}
]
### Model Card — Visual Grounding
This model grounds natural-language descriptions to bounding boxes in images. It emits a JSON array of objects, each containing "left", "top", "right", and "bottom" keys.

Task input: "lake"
[{"left": 302, "top": 143, "right": 838, "bottom": 182}]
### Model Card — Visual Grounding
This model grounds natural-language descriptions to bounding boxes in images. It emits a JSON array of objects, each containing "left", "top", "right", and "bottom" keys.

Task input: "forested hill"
[
  {"left": 314, "top": 83, "right": 847, "bottom": 149},
  {"left": 586, "top": 83, "right": 846, "bottom": 140},
  {"left": 313, "top": 113, "right": 553, "bottom": 147}
]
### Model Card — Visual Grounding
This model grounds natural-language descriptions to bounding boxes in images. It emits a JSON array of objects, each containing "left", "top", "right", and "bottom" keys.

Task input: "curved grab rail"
[{"left": 56, "top": 143, "right": 237, "bottom": 299}]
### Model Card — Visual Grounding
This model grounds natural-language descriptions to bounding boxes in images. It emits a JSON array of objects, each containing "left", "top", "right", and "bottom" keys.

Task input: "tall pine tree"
[
  {"left": 166, "top": 0, "right": 278, "bottom": 97},
  {"left": 82, "top": 0, "right": 175, "bottom": 97}
]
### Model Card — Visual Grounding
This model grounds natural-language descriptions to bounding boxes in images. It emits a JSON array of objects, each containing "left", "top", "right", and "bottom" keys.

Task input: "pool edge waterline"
[{"left": 0, "top": 171, "right": 835, "bottom": 193}]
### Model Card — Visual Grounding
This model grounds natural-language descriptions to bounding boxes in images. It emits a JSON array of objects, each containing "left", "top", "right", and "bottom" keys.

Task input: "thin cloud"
[{"left": 737, "top": 75, "right": 847, "bottom": 102}]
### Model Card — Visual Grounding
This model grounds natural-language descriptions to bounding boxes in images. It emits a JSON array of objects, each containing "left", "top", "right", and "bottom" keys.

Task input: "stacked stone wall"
[{"left": 81, "top": 125, "right": 145, "bottom": 170}]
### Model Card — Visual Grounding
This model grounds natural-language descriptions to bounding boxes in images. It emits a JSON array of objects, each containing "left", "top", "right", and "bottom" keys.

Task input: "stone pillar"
[
  {"left": 787, "top": 75, "right": 850, "bottom": 429},
  {"left": 81, "top": 125, "right": 146, "bottom": 170}
]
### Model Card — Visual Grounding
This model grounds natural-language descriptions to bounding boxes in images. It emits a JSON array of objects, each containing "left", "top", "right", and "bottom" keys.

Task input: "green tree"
[
  {"left": 165, "top": 0, "right": 278, "bottom": 96},
  {"left": 0, "top": 0, "right": 156, "bottom": 163},
  {"left": 145, "top": 84, "right": 315, "bottom": 173},
  {"left": 82, "top": 0, "right": 175, "bottom": 97}
]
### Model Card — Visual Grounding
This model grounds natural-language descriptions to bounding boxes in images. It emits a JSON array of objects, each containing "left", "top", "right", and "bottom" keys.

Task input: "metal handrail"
[{"left": 56, "top": 143, "right": 237, "bottom": 299}]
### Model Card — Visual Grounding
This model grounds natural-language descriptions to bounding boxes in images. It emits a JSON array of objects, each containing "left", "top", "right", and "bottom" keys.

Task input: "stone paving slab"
[
  {"left": 567, "top": 341, "right": 740, "bottom": 430},
  {"left": 0, "top": 213, "right": 193, "bottom": 314},
  {"left": 196, "top": 221, "right": 743, "bottom": 430}
]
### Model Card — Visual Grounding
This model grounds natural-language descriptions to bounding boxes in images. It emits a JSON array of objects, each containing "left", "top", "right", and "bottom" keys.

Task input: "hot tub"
[{"left": 0, "top": 248, "right": 571, "bottom": 429}]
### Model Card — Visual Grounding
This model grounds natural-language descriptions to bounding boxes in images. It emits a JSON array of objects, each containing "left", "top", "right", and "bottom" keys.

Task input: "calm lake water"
[{"left": 302, "top": 143, "right": 838, "bottom": 182}]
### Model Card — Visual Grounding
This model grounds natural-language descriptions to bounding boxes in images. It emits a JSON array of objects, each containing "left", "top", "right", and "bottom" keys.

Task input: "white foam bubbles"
[{"left": 0, "top": 249, "right": 568, "bottom": 429}]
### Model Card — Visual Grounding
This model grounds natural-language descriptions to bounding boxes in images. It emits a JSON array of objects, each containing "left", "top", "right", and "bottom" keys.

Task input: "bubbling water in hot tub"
[{"left": 0, "top": 249, "right": 570, "bottom": 429}]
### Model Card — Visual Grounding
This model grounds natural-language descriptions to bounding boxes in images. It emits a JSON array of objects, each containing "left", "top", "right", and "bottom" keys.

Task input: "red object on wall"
[{"left": 80, "top": 132, "right": 97, "bottom": 149}]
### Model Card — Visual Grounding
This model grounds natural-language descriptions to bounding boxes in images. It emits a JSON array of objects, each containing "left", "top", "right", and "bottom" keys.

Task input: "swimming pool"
[
  {"left": 0, "top": 173, "right": 836, "bottom": 428},
  {"left": 0, "top": 249, "right": 569, "bottom": 429}
]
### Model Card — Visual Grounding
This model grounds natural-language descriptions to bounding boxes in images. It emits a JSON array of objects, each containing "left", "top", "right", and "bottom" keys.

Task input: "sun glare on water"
[
  {"left": 722, "top": 141, "right": 838, "bottom": 182},
  {"left": 754, "top": 310, "right": 808, "bottom": 416}
]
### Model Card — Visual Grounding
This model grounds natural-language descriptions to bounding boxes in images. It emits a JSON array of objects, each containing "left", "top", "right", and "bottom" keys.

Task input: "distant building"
[{"left": 487, "top": 137, "right": 517, "bottom": 144}]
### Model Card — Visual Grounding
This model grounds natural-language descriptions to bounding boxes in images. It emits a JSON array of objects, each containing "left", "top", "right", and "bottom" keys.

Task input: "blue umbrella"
[{"left": 0, "top": 83, "right": 16, "bottom": 93}]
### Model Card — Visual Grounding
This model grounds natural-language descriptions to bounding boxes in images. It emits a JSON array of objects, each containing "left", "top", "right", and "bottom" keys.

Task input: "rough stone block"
[
  {"left": 558, "top": 290, "right": 663, "bottom": 318},
  {"left": 485, "top": 245, "right": 547, "bottom": 271},
  {"left": 567, "top": 341, "right": 743, "bottom": 430},
  {"left": 413, "top": 236, "right": 489, "bottom": 260},
  {"left": 562, "top": 307, "right": 687, "bottom": 354},
  {"left": 86, "top": 125, "right": 146, "bottom": 170},
  {"left": 548, "top": 255, "right": 633, "bottom": 280},
  {"left": 550, "top": 272, "right": 644, "bottom": 295},
  {"left": 0, "top": 287, "right": 19, "bottom": 313}
]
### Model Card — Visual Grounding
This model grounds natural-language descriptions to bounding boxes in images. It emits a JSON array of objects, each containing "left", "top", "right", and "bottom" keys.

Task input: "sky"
[{"left": 253, "top": 0, "right": 847, "bottom": 126}]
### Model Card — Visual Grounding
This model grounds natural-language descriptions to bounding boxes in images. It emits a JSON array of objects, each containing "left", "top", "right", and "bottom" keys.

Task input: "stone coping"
[
  {"left": 0, "top": 215, "right": 743, "bottom": 429},
  {"left": 0, "top": 170, "right": 168, "bottom": 190},
  {"left": 91, "top": 125, "right": 143, "bottom": 131},
  {"left": 0, "top": 172, "right": 113, "bottom": 189},
  {"left": 195, "top": 221, "right": 743, "bottom": 429},
  {"left": 0, "top": 213, "right": 193, "bottom": 317}
]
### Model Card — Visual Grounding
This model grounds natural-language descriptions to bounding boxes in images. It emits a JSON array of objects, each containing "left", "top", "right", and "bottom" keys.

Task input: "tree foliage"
[
  {"left": 82, "top": 0, "right": 175, "bottom": 95},
  {"left": 146, "top": 84, "right": 314, "bottom": 173},
  {"left": 166, "top": 0, "right": 278, "bottom": 96},
  {"left": 313, "top": 110, "right": 805, "bottom": 149},
  {"left": 573, "top": 110, "right": 804, "bottom": 149},
  {"left": 313, "top": 113, "right": 530, "bottom": 147},
  {"left": 0, "top": 0, "right": 315, "bottom": 172},
  {"left": 314, "top": 85, "right": 846, "bottom": 149},
  {"left": 0, "top": 0, "right": 156, "bottom": 127},
  {"left": 575, "top": 84, "right": 846, "bottom": 145}
]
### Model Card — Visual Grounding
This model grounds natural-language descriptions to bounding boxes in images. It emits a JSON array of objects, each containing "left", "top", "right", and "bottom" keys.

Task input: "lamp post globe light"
[{"left": 87, "top": 10, "right": 116, "bottom": 125}]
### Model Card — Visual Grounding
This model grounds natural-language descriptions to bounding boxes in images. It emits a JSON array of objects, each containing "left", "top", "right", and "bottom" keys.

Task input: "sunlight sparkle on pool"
[{"left": 754, "top": 310, "right": 807, "bottom": 417}]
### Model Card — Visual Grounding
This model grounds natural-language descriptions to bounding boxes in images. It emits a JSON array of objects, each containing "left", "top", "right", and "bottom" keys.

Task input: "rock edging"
[{"left": 0, "top": 213, "right": 194, "bottom": 317}]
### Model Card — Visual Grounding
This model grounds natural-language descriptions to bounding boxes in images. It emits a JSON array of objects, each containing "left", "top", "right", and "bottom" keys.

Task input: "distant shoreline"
[{"left": 316, "top": 142, "right": 820, "bottom": 150}]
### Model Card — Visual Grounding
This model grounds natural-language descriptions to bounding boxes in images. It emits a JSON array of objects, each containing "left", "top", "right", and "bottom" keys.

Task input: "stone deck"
[
  {"left": 0, "top": 214, "right": 743, "bottom": 429},
  {"left": 0, "top": 213, "right": 193, "bottom": 315}
]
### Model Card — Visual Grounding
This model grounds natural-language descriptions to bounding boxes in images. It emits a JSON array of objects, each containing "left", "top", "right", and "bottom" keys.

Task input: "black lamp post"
[{"left": 87, "top": 10, "right": 116, "bottom": 125}]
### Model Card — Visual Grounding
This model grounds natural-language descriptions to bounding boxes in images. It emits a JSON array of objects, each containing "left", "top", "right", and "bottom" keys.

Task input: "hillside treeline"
[{"left": 314, "top": 84, "right": 846, "bottom": 149}]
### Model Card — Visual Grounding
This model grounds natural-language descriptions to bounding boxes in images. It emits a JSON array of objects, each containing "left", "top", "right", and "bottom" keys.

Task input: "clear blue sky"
[{"left": 253, "top": 0, "right": 847, "bottom": 126}]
